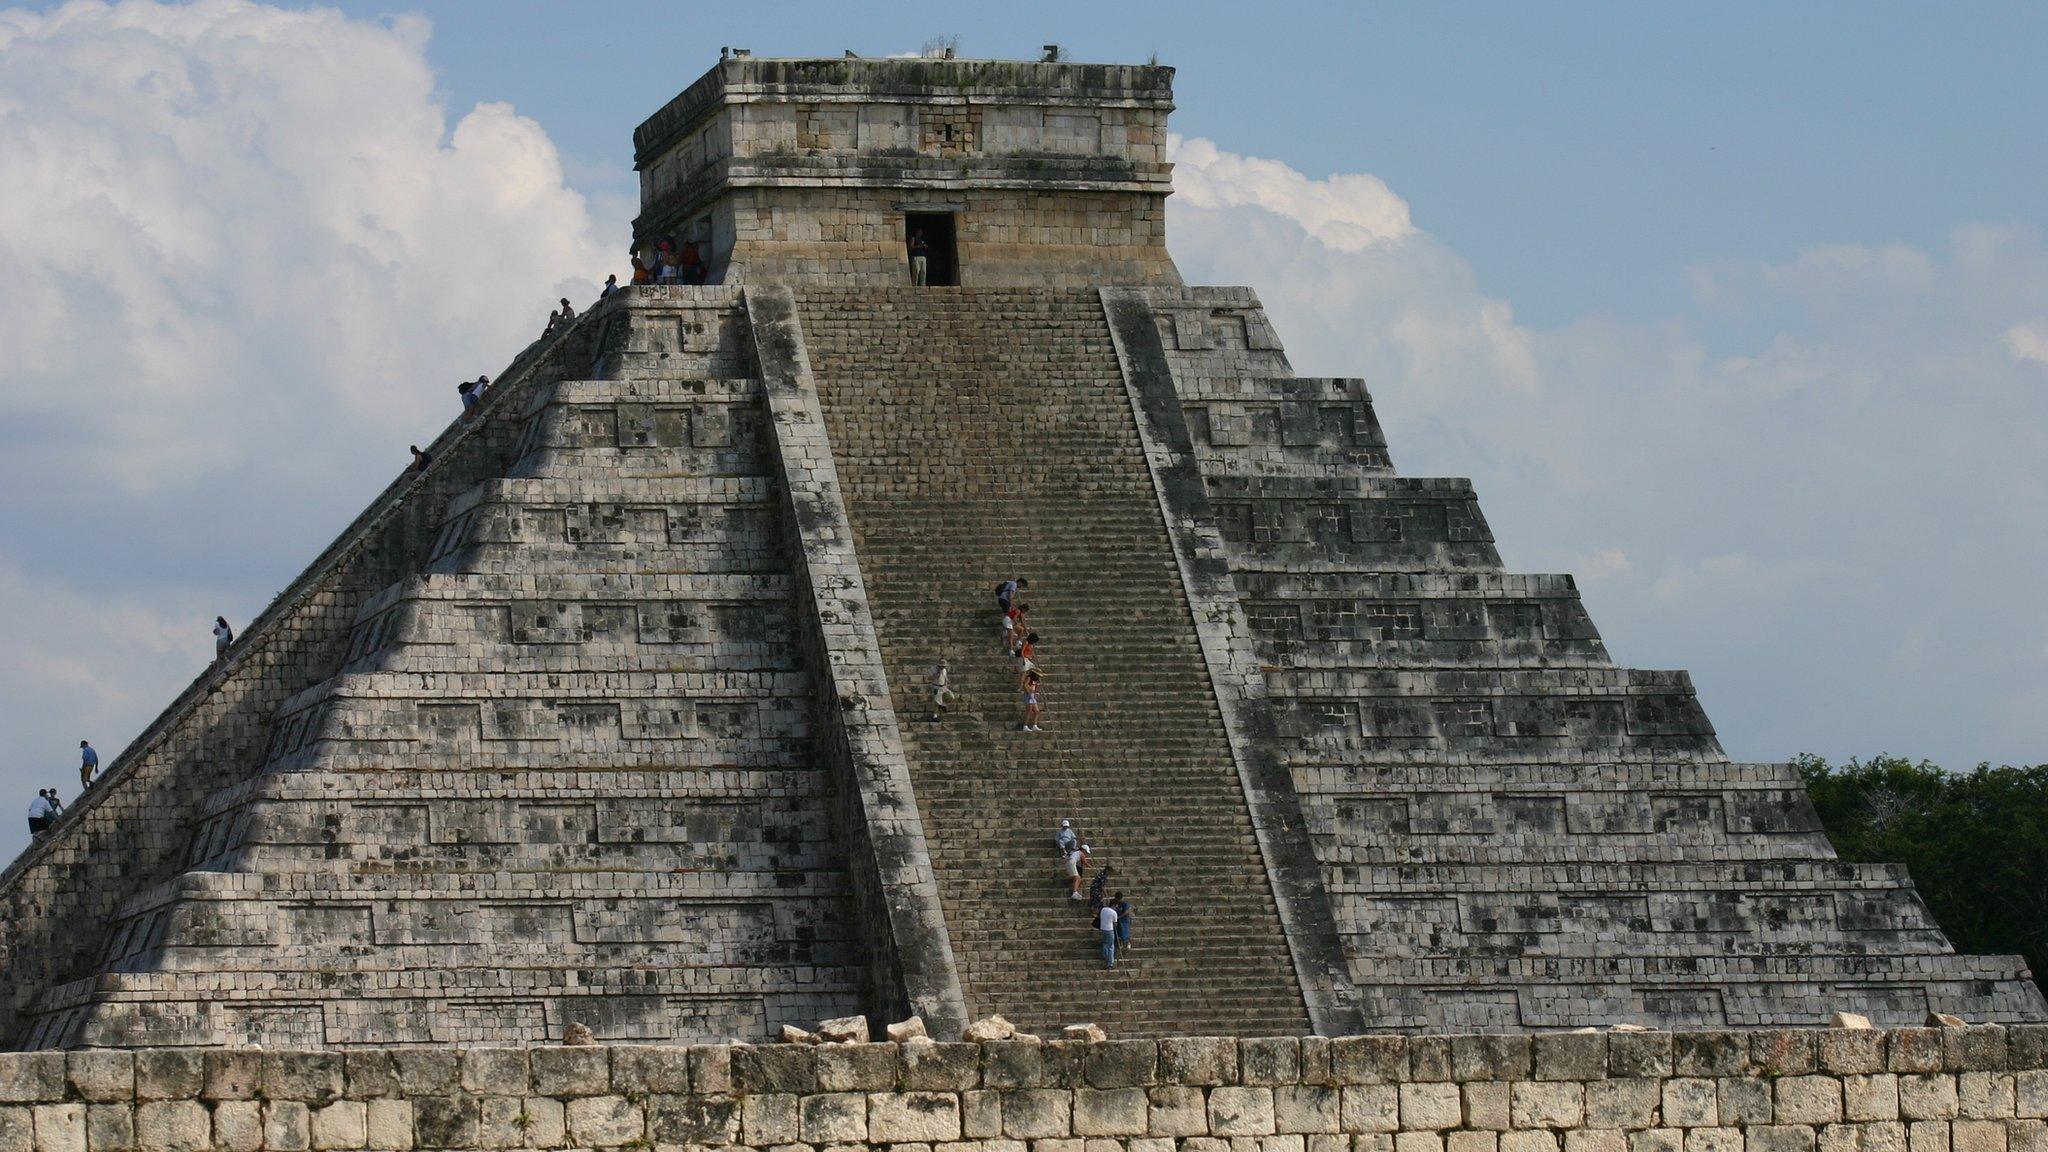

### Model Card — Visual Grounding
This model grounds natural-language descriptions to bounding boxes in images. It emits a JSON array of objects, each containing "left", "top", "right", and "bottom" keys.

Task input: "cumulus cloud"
[
  {"left": 0, "top": 0, "right": 609, "bottom": 491},
  {"left": 2008, "top": 322, "right": 2048, "bottom": 366},
  {"left": 1168, "top": 137, "right": 2048, "bottom": 769},
  {"left": 0, "top": 0, "right": 614, "bottom": 853}
]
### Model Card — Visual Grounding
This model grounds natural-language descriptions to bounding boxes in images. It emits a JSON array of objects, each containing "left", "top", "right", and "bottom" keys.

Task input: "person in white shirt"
[
  {"left": 27, "top": 790, "right": 55, "bottom": 837},
  {"left": 1066, "top": 843, "right": 1090, "bottom": 900},
  {"left": 1096, "top": 901, "right": 1119, "bottom": 969},
  {"left": 213, "top": 616, "right": 234, "bottom": 663},
  {"left": 928, "top": 659, "right": 956, "bottom": 720}
]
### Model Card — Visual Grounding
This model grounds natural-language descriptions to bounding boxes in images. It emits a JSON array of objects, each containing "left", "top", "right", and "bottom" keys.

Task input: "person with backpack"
[
  {"left": 996, "top": 577, "right": 1029, "bottom": 614},
  {"left": 1088, "top": 864, "right": 1115, "bottom": 912}
]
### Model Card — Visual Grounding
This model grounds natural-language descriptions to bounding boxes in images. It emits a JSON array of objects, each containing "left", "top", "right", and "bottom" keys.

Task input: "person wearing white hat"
[
  {"left": 1066, "top": 842, "right": 1091, "bottom": 900},
  {"left": 1054, "top": 818, "right": 1076, "bottom": 856}
]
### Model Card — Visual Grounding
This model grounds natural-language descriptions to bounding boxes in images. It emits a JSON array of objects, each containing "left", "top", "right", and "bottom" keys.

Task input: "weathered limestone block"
[
  {"left": 1164, "top": 1039, "right": 1241, "bottom": 1087},
  {"left": 1779, "top": 1077, "right": 1848, "bottom": 1125},
  {"left": 649, "top": 1095, "right": 738, "bottom": 1145},
  {"left": 1902, "top": 1076, "right": 1963, "bottom": 1120},
  {"left": 1073, "top": 1088, "right": 1148, "bottom": 1136},
  {"left": 818, "top": 1045, "right": 897, "bottom": 1093},
  {"left": 565, "top": 1096, "right": 644, "bottom": 1147},
  {"left": 1212, "top": 1087, "right": 1279, "bottom": 1136},
  {"left": 743, "top": 1093, "right": 799, "bottom": 1144},
  {"left": 362, "top": 1100, "right": 413, "bottom": 1152},
  {"left": 999, "top": 1090, "right": 1068, "bottom": 1139},
  {"left": 611, "top": 1046, "right": 691, "bottom": 1096},
  {"left": 530, "top": 1047, "right": 608, "bottom": 1097},
  {"left": 1850, "top": 1077, "right": 1906, "bottom": 1122},
  {"left": 1401, "top": 1084, "right": 1464, "bottom": 1131},
  {"left": 133, "top": 1101, "right": 205, "bottom": 1152},
  {"left": 866, "top": 1092, "right": 961, "bottom": 1142},
  {"left": 801, "top": 1093, "right": 869, "bottom": 1143},
  {"left": 1276, "top": 1085, "right": 1342, "bottom": 1134},
  {"left": 0, "top": 1057, "right": 65, "bottom": 1105},
  {"left": 1665, "top": 1079, "right": 1720, "bottom": 1127},
  {"left": 309, "top": 1100, "right": 367, "bottom": 1151},
  {"left": 902, "top": 1043, "right": 982, "bottom": 1092},
  {"left": 263, "top": 1101, "right": 311, "bottom": 1152},
  {"left": 84, "top": 1103, "right": 132, "bottom": 1152},
  {"left": 1513, "top": 1082, "right": 1587, "bottom": 1129},
  {"left": 1338, "top": 1085, "right": 1399, "bottom": 1133},
  {"left": 1961, "top": 1075, "right": 2017, "bottom": 1119},
  {"left": 211, "top": 1101, "right": 263, "bottom": 1152},
  {"left": 31, "top": 1104, "right": 83, "bottom": 1152},
  {"left": 460, "top": 1050, "right": 529, "bottom": 1098},
  {"left": 963, "top": 1089, "right": 1001, "bottom": 1138}
]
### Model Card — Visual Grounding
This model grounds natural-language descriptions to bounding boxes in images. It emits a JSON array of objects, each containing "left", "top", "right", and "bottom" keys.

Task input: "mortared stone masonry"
[{"left": 0, "top": 54, "right": 2038, "bottom": 1053}]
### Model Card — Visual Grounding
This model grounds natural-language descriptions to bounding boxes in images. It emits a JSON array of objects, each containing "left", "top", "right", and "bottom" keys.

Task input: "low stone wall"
[{"left": 4, "top": 1027, "right": 2046, "bottom": 1151}]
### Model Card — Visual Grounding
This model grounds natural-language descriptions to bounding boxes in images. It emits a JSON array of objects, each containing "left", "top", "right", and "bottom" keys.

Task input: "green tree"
[{"left": 1799, "top": 754, "right": 2048, "bottom": 997}]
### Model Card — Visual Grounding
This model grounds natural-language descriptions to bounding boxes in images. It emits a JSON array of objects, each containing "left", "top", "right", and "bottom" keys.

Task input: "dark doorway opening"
[{"left": 905, "top": 212, "right": 958, "bottom": 286}]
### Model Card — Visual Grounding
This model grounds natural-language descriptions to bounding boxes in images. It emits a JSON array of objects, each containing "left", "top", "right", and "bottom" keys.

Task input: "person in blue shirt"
[
  {"left": 1113, "top": 893, "right": 1132, "bottom": 956},
  {"left": 78, "top": 741, "right": 98, "bottom": 789}
]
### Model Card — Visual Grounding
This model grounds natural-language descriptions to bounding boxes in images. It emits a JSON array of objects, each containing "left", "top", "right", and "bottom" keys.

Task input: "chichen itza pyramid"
[{"left": 2, "top": 55, "right": 2040, "bottom": 1052}]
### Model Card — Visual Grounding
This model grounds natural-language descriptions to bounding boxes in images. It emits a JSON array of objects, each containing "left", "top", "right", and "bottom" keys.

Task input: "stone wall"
[
  {"left": 630, "top": 58, "right": 1181, "bottom": 288},
  {"left": 2, "top": 1026, "right": 2045, "bottom": 1151},
  {"left": 712, "top": 187, "right": 1178, "bottom": 288},
  {"left": 0, "top": 312, "right": 607, "bottom": 1049}
]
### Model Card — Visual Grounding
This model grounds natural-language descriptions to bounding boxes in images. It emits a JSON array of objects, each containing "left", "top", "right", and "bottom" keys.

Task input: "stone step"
[{"left": 798, "top": 285, "right": 1312, "bottom": 1040}]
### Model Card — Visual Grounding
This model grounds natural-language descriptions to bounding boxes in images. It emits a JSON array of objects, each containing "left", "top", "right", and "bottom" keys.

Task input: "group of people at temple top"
[
  {"left": 1057, "top": 820, "right": 1135, "bottom": 970},
  {"left": 631, "top": 236, "right": 707, "bottom": 286}
]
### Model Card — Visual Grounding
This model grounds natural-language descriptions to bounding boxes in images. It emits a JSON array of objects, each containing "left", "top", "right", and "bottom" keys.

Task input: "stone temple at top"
[{"left": 1, "top": 54, "right": 2038, "bottom": 1050}]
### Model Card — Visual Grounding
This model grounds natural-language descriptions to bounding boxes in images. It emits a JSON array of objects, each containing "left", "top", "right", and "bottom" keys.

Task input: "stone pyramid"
[{"left": 1, "top": 56, "right": 2038, "bottom": 1049}]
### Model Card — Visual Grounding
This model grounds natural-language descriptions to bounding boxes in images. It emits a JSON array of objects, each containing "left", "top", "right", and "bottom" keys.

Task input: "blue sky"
[
  {"left": 325, "top": 0, "right": 2048, "bottom": 326},
  {"left": 0, "top": 1, "right": 2044, "bottom": 857}
]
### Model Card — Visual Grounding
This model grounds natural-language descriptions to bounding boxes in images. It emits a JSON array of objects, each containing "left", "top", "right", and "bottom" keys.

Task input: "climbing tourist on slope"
[
  {"left": 1088, "top": 864, "right": 1115, "bottom": 911},
  {"left": 928, "top": 658, "right": 956, "bottom": 720},
  {"left": 1096, "top": 899, "right": 1119, "bottom": 970},
  {"left": 1019, "top": 667, "right": 1043, "bottom": 732},
  {"left": 1054, "top": 818, "right": 1076, "bottom": 856},
  {"left": 1066, "top": 842, "right": 1091, "bottom": 900},
  {"left": 1004, "top": 604, "right": 1030, "bottom": 656},
  {"left": 1015, "top": 630, "right": 1038, "bottom": 672},
  {"left": 78, "top": 741, "right": 97, "bottom": 789},
  {"left": 996, "top": 576, "right": 1028, "bottom": 614},
  {"left": 26, "top": 790, "right": 55, "bottom": 838},
  {"left": 213, "top": 616, "right": 235, "bottom": 662},
  {"left": 1113, "top": 892, "right": 1133, "bottom": 955}
]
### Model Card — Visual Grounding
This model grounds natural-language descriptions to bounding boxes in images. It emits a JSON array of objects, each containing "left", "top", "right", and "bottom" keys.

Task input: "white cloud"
[
  {"left": 2007, "top": 322, "right": 2048, "bottom": 366},
  {"left": 1169, "top": 134, "right": 1415, "bottom": 251},
  {"left": 0, "top": 0, "right": 611, "bottom": 493},
  {"left": 0, "top": 0, "right": 616, "bottom": 853},
  {"left": 1169, "top": 139, "right": 2048, "bottom": 770}
]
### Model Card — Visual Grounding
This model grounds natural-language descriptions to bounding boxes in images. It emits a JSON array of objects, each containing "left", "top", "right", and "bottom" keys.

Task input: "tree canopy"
[{"left": 1799, "top": 754, "right": 2048, "bottom": 997}]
